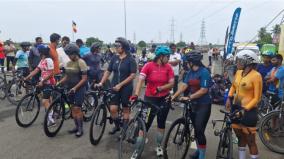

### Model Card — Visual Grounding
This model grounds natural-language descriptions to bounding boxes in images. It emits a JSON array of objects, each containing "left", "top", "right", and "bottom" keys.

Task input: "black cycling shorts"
[
  {"left": 42, "top": 84, "right": 53, "bottom": 99},
  {"left": 231, "top": 105, "right": 258, "bottom": 127},
  {"left": 17, "top": 67, "right": 30, "bottom": 77},
  {"left": 68, "top": 86, "right": 86, "bottom": 107},
  {"left": 110, "top": 85, "right": 133, "bottom": 107}
]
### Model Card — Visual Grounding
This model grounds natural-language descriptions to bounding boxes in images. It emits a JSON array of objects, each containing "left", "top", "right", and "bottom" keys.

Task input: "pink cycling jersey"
[{"left": 140, "top": 62, "right": 174, "bottom": 97}]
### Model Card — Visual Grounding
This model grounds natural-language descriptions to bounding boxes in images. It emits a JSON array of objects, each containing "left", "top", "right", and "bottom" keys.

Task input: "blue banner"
[{"left": 226, "top": 7, "right": 242, "bottom": 57}]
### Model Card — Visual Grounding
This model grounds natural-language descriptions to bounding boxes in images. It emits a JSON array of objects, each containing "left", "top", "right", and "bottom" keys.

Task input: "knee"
[{"left": 110, "top": 105, "right": 118, "bottom": 114}]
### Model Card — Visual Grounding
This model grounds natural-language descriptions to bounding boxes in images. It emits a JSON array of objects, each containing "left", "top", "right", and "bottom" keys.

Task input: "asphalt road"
[{"left": 0, "top": 54, "right": 283, "bottom": 159}]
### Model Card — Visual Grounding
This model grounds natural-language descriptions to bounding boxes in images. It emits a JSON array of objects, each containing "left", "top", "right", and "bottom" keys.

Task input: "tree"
[
  {"left": 176, "top": 41, "right": 186, "bottom": 48},
  {"left": 137, "top": 40, "right": 146, "bottom": 48},
  {"left": 257, "top": 27, "right": 272, "bottom": 45},
  {"left": 272, "top": 24, "right": 281, "bottom": 35},
  {"left": 86, "top": 37, "right": 103, "bottom": 47}
]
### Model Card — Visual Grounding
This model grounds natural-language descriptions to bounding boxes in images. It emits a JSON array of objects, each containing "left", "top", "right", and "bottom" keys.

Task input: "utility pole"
[
  {"left": 158, "top": 31, "right": 162, "bottom": 43},
  {"left": 124, "top": 0, "right": 127, "bottom": 39},
  {"left": 180, "top": 32, "right": 183, "bottom": 42},
  {"left": 133, "top": 32, "right": 136, "bottom": 44},
  {"left": 169, "top": 17, "right": 175, "bottom": 43},
  {"left": 199, "top": 19, "right": 207, "bottom": 46}
]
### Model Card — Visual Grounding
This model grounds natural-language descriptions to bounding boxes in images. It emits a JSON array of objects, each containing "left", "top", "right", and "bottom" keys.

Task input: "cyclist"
[
  {"left": 28, "top": 37, "right": 43, "bottom": 83},
  {"left": 130, "top": 45, "right": 174, "bottom": 158},
  {"left": 57, "top": 44, "right": 88, "bottom": 137},
  {"left": 57, "top": 36, "right": 70, "bottom": 69},
  {"left": 4, "top": 40, "right": 16, "bottom": 71},
  {"left": 82, "top": 42, "right": 103, "bottom": 86},
  {"left": 49, "top": 33, "right": 61, "bottom": 81},
  {"left": 226, "top": 50, "right": 262, "bottom": 159},
  {"left": 96, "top": 37, "right": 137, "bottom": 135},
  {"left": 171, "top": 51, "right": 212, "bottom": 159},
  {"left": 76, "top": 39, "right": 90, "bottom": 58},
  {"left": 24, "top": 45, "right": 56, "bottom": 125},
  {"left": 13, "top": 42, "right": 31, "bottom": 77}
]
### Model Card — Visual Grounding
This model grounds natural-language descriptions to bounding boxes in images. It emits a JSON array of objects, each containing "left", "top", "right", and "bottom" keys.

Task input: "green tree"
[
  {"left": 176, "top": 41, "right": 186, "bottom": 48},
  {"left": 257, "top": 27, "right": 272, "bottom": 45},
  {"left": 86, "top": 37, "right": 103, "bottom": 47},
  {"left": 272, "top": 24, "right": 281, "bottom": 35},
  {"left": 137, "top": 40, "right": 147, "bottom": 48}
]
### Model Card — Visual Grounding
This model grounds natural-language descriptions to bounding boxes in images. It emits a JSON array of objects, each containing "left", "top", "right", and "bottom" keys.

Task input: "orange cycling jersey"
[{"left": 229, "top": 69, "right": 262, "bottom": 110}]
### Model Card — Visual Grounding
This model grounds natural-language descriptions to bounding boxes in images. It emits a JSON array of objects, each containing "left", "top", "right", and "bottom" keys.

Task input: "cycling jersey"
[
  {"left": 15, "top": 50, "right": 29, "bottom": 68},
  {"left": 183, "top": 67, "right": 212, "bottom": 104},
  {"left": 83, "top": 52, "right": 103, "bottom": 82},
  {"left": 37, "top": 58, "right": 55, "bottom": 85},
  {"left": 267, "top": 66, "right": 284, "bottom": 98},
  {"left": 79, "top": 45, "right": 90, "bottom": 57},
  {"left": 229, "top": 70, "right": 262, "bottom": 110},
  {"left": 65, "top": 59, "right": 88, "bottom": 88},
  {"left": 256, "top": 63, "right": 273, "bottom": 93},
  {"left": 140, "top": 62, "right": 174, "bottom": 97},
  {"left": 49, "top": 43, "right": 60, "bottom": 75}
]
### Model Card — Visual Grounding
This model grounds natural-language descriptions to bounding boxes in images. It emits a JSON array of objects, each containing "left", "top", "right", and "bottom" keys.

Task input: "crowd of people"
[{"left": 1, "top": 33, "right": 284, "bottom": 159}]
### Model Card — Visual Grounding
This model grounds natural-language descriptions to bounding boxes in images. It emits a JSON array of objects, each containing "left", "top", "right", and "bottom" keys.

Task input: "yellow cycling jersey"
[{"left": 228, "top": 69, "right": 262, "bottom": 110}]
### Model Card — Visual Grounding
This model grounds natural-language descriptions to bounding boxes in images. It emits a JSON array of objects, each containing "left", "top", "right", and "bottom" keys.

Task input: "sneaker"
[
  {"left": 155, "top": 146, "right": 163, "bottom": 157},
  {"left": 145, "top": 137, "right": 149, "bottom": 144},
  {"left": 109, "top": 126, "right": 120, "bottom": 135},
  {"left": 130, "top": 150, "right": 139, "bottom": 159}
]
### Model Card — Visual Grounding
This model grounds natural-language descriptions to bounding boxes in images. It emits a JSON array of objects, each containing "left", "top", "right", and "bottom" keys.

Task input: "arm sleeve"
[
  {"left": 245, "top": 74, "right": 263, "bottom": 110},
  {"left": 228, "top": 71, "right": 238, "bottom": 97},
  {"left": 130, "top": 57, "right": 137, "bottom": 74},
  {"left": 275, "top": 67, "right": 284, "bottom": 81},
  {"left": 200, "top": 69, "right": 211, "bottom": 88},
  {"left": 79, "top": 60, "right": 88, "bottom": 75},
  {"left": 15, "top": 51, "right": 21, "bottom": 58}
]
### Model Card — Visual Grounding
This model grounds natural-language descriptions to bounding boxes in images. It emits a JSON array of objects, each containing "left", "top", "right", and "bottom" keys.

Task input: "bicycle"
[
  {"left": 82, "top": 90, "right": 98, "bottom": 122},
  {"left": 118, "top": 98, "right": 172, "bottom": 159},
  {"left": 89, "top": 88, "right": 123, "bottom": 145},
  {"left": 258, "top": 93, "right": 284, "bottom": 154},
  {"left": 15, "top": 80, "right": 41, "bottom": 128},
  {"left": 163, "top": 99, "right": 195, "bottom": 159},
  {"left": 212, "top": 109, "right": 242, "bottom": 159},
  {"left": 258, "top": 91, "right": 279, "bottom": 119}
]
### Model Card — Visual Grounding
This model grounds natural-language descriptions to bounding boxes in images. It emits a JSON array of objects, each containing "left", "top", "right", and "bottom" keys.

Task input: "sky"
[{"left": 0, "top": 0, "right": 283, "bottom": 44}]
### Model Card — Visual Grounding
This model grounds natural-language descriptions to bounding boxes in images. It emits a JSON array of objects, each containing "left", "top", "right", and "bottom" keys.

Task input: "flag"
[
  {"left": 223, "top": 26, "right": 229, "bottom": 59},
  {"left": 72, "top": 21, "right": 77, "bottom": 33},
  {"left": 279, "top": 24, "right": 284, "bottom": 63},
  {"left": 226, "top": 7, "right": 242, "bottom": 56}
]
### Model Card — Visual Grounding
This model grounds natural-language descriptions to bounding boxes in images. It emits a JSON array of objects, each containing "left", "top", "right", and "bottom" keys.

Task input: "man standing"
[
  {"left": 76, "top": 39, "right": 90, "bottom": 58},
  {"left": 208, "top": 43, "right": 213, "bottom": 66},
  {"left": 49, "top": 33, "right": 61, "bottom": 79},
  {"left": 29, "top": 37, "right": 42, "bottom": 73},
  {"left": 147, "top": 44, "right": 156, "bottom": 62},
  {"left": 4, "top": 40, "right": 16, "bottom": 71},
  {"left": 169, "top": 43, "right": 181, "bottom": 94},
  {"left": 57, "top": 36, "right": 70, "bottom": 69}
]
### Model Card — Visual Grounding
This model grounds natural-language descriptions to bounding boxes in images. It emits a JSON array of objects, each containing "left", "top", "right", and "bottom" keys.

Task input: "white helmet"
[
  {"left": 235, "top": 49, "right": 259, "bottom": 65},
  {"left": 226, "top": 54, "right": 234, "bottom": 61}
]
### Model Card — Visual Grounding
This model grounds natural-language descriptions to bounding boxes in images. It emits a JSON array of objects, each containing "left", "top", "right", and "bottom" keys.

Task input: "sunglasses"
[{"left": 114, "top": 43, "right": 122, "bottom": 48}]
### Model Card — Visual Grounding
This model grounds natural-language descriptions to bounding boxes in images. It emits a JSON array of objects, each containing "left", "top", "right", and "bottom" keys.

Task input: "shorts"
[
  {"left": 68, "top": 86, "right": 86, "bottom": 107},
  {"left": 42, "top": 84, "right": 53, "bottom": 99},
  {"left": 17, "top": 67, "right": 29, "bottom": 77},
  {"left": 110, "top": 85, "right": 133, "bottom": 107},
  {"left": 231, "top": 104, "right": 258, "bottom": 127}
]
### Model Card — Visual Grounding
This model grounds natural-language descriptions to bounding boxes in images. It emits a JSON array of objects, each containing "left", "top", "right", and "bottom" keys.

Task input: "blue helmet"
[{"left": 155, "top": 45, "right": 171, "bottom": 57}]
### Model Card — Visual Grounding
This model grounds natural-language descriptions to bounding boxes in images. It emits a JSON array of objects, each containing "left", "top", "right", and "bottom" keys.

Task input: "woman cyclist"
[
  {"left": 57, "top": 44, "right": 88, "bottom": 137},
  {"left": 171, "top": 51, "right": 212, "bottom": 159},
  {"left": 130, "top": 45, "right": 174, "bottom": 158},
  {"left": 226, "top": 50, "right": 262, "bottom": 159},
  {"left": 96, "top": 37, "right": 137, "bottom": 135}
]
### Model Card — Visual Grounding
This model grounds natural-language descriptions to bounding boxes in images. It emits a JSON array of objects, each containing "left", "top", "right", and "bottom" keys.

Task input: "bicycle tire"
[
  {"left": 119, "top": 117, "right": 146, "bottom": 159},
  {"left": 43, "top": 99, "right": 65, "bottom": 137},
  {"left": 216, "top": 129, "right": 233, "bottom": 159},
  {"left": 83, "top": 91, "right": 98, "bottom": 122},
  {"left": 163, "top": 117, "right": 191, "bottom": 159},
  {"left": 89, "top": 105, "right": 107, "bottom": 145},
  {"left": 0, "top": 76, "right": 6, "bottom": 100},
  {"left": 7, "top": 80, "right": 25, "bottom": 105},
  {"left": 259, "top": 111, "right": 284, "bottom": 154},
  {"left": 15, "top": 93, "right": 40, "bottom": 128}
]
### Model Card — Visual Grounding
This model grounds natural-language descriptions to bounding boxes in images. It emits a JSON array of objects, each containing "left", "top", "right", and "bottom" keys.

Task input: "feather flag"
[{"left": 72, "top": 21, "right": 77, "bottom": 33}]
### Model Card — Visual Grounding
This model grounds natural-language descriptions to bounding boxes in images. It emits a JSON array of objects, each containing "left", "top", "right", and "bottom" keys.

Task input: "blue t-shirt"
[
  {"left": 257, "top": 63, "right": 273, "bottom": 93},
  {"left": 267, "top": 66, "right": 284, "bottom": 98},
  {"left": 79, "top": 45, "right": 90, "bottom": 57},
  {"left": 15, "top": 50, "right": 29, "bottom": 68},
  {"left": 183, "top": 67, "right": 212, "bottom": 104}
]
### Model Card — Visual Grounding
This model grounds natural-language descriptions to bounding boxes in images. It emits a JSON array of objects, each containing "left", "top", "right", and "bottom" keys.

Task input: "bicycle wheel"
[
  {"left": 163, "top": 118, "right": 191, "bottom": 159},
  {"left": 43, "top": 100, "right": 65, "bottom": 137},
  {"left": 258, "top": 97, "right": 273, "bottom": 119},
  {"left": 7, "top": 80, "right": 25, "bottom": 105},
  {"left": 15, "top": 93, "right": 40, "bottom": 128},
  {"left": 216, "top": 129, "right": 233, "bottom": 159},
  {"left": 83, "top": 92, "right": 98, "bottom": 122},
  {"left": 259, "top": 111, "right": 284, "bottom": 154},
  {"left": 0, "top": 77, "right": 6, "bottom": 100},
  {"left": 119, "top": 117, "right": 146, "bottom": 159},
  {"left": 89, "top": 105, "right": 107, "bottom": 145}
]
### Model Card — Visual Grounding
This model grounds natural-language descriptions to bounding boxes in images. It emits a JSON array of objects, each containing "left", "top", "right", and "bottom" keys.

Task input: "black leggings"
[
  {"left": 144, "top": 96, "right": 170, "bottom": 131},
  {"left": 190, "top": 103, "right": 211, "bottom": 146}
]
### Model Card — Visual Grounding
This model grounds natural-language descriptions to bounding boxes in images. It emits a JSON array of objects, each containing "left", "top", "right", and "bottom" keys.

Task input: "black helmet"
[
  {"left": 186, "top": 51, "right": 203, "bottom": 63},
  {"left": 90, "top": 42, "right": 102, "bottom": 52},
  {"left": 64, "top": 44, "right": 80, "bottom": 56},
  {"left": 20, "top": 42, "right": 31, "bottom": 47},
  {"left": 115, "top": 37, "right": 130, "bottom": 52},
  {"left": 37, "top": 44, "right": 50, "bottom": 57}
]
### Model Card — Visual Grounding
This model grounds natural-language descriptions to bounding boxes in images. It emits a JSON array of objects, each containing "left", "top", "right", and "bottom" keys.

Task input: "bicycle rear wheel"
[
  {"left": 7, "top": 80, "right": 26, "bottom": 105},
  {"left": 43, "top": 100, "right": 65, "bottom": 137},
  {"left": 119, "top": 117, "right": 146, "bottom": 159},
  {"left": 259, "top": 111, "right": 284, "bottom": 154},
  {"left": 163, "top": 117, "right": 191, "bottom": 159},
  {"left": 216, "top": 129, "right": 233, "bottom": 159},
  {"left": 83, "top": 91, "right": 98, "bottom": 122},
  {"left": 15, "top": 93, "right": 40, "bottom": 128},
  {"left": 89, "top": 105, "right": 107, "bottom": 145},
  {"left": 0, "top": 77, "right": 6, "bottom": 99}
]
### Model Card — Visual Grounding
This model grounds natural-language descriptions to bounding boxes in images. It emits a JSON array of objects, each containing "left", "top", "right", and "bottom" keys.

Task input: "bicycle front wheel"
[
  {"left": 89, "top": 105, "right": 107, "bottom": 145},
  {"left": 43, "top": 100, "right": 65, "bottom": 137},
  {"left": 0, "top": 76, "right": 6, "bottom": 99},
  {"left": 15, "top": 93, "right": 40, "bottom": 128},
  {"left": 216, "top": 129, "right": 233, "bottom": 159},
  {"left": 7, "top": 80, "right": 26, "bottom": 105},
  {"left": 163, "top": 117, "right": 191, "bottom": 159},
  {"left": 83, "top": 91, "right": 98, "bottom": 122},
  {"left": 119, "top": 117, "right": 146, "bottom": 159},
  {"left": 259, "top": 111, "right": 284, "bottom": 154}
]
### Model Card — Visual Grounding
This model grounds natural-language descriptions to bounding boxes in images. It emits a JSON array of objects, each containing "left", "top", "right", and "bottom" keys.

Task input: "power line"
[
  {"left": 169, "top": 18, "right": 175, "bottom": 43},
  {"left": 199, "top": 19, "right": 207, "bottom": 46}
]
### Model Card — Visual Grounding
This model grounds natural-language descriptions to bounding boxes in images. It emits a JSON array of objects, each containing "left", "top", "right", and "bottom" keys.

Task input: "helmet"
[
  {"left": 185, "top": 51, "right": 203, "bottom": 62},
  {"left": 37, "top": 44, "right": 50, "bottom": 57},
  {"left": 20, "top": 42, "right": 31, "bottom": 47},
  {"left": 90, "top": 42, "right": 102, "bottom": 52},
  {"left": 64, "top": 44, "right": 80, "bottom": 56},
  {"left": 226, "top": 54, "right": 234, "bottom": 61},
  {"left": 155, "top": 45, "right": 171, "bottom": 57},
  {"left": 261, "top": 44, "right": 276, "bottom": 57},
  {"left": 184, "top": 48, "right": 192, "bottom": 54},
  {"left": 115, "top": 37, "right": 130, "bottom": 52},
  {"left": 235, "top": 49, "right": 259, "bottom": 65}
]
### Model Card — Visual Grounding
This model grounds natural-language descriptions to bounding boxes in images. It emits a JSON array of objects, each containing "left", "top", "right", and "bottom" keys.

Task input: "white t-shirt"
[
  {"left": 57, "top": 47, "right": 70, "bottom": 68},
  {"left": 208, "top": 49, "right": 213, "bottom": 57},
  {"left": 169, "top": 52, "right": 182, "bottom": 76}
]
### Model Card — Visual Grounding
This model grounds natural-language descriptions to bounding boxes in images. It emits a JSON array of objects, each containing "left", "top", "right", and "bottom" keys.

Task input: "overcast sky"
[{"left": 0, "top": 0, "right": 283, "bottom": 44}]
